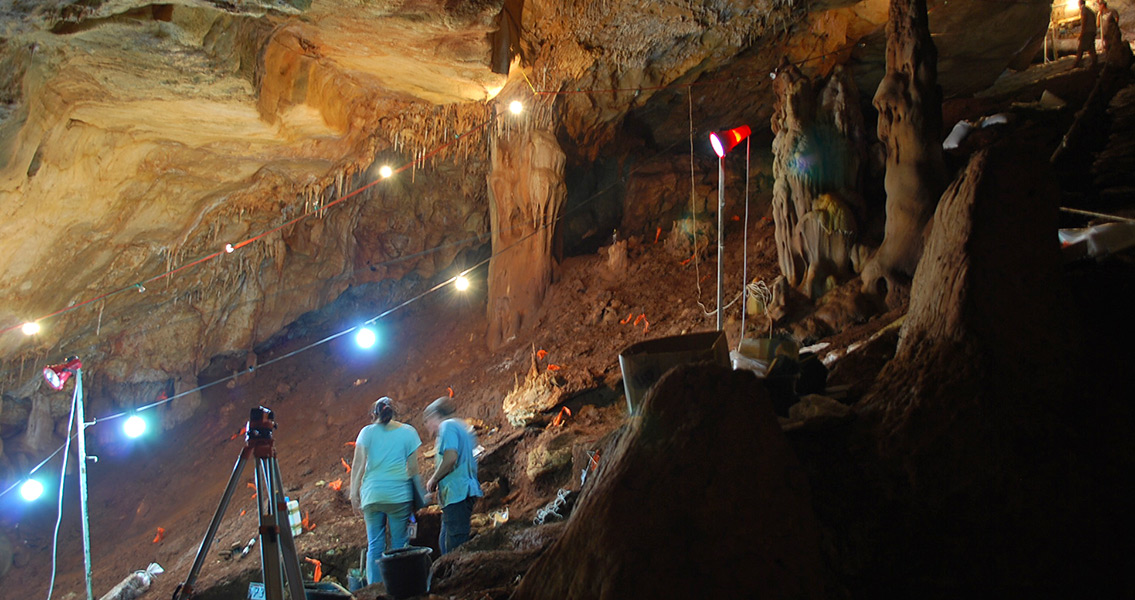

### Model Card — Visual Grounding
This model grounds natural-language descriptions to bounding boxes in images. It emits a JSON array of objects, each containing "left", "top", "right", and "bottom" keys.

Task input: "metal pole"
[
  {"left": 716, "top": 157, "right": 725, "bottom": 331},
  {"left": 74, "top": 369, "right": 94, "bottom": 600}
]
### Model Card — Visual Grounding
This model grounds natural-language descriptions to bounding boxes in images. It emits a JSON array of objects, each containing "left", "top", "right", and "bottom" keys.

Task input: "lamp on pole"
[
  {"left": 44, "top": 356, "right": 94, "bottom": 600},
  {"left": 708, "top": 125, "right": 751, "bottom": 331}
]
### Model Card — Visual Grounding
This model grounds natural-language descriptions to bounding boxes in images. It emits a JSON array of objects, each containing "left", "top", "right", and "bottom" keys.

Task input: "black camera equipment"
[{"left": 172, "top": 406, "right": 305, "bottom": 600}]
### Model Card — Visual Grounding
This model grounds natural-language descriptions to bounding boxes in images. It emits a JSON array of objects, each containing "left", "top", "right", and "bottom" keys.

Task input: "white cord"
[
  {"left": 46, "top": 385, "right": 79, "bottom": 600},
  {"left": 688, "top": 89, "right": 707, "bottom": 315},
  {"left": 737, "top": 138, "right": 752, "bottom": 351}
]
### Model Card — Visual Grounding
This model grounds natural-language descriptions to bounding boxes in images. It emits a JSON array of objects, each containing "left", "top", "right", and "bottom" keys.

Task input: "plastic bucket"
[
  {"left": 618, "top": 331, "right": 729, "bottom": 414},
  {"left": 379, "top": 546, "right": 432, "bottom": 599}
]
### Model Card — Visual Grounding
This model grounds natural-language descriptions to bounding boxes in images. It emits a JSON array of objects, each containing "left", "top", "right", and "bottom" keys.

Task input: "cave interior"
[{"left": 1, "top": 0, "right": 1134, "bottom": 598}]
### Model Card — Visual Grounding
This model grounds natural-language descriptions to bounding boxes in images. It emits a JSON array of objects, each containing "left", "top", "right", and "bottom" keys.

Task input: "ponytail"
[{"left": 372, "top": 397, "right": 395, "bottom": 425}]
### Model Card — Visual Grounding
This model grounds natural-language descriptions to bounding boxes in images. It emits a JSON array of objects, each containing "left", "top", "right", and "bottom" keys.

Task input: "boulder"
[{"left": 512, "top": 364, "right": 833, "bottom": 599}]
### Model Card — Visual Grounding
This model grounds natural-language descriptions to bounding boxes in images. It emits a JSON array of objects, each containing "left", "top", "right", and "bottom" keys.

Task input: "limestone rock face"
[
  {"left": 858, "top": 139, "right": 1076, "bottom": 587},
  {"left": 513, "top": 364, "right": 831, "bottom": 599},
  {"left": 486, "top": 125, "right": 566, "bottom": 349}
]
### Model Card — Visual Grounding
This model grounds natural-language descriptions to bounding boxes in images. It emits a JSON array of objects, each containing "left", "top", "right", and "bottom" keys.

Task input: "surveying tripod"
[{"left": 173, "top": 406, "right": 307, "bottom": 600}]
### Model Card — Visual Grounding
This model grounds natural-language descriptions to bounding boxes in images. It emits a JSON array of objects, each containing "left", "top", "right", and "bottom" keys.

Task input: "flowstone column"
[
  {"left": 860, "top": 0, "right": 947, "bottom": 302},
  {"left": 486, "top": 127, "right": 566, "bottom": 350},
  {"left": 771, "top": 62, "right": 867, "bottom": 299}
]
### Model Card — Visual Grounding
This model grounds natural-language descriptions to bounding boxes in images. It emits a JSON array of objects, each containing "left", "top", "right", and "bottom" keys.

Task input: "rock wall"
[
  {"left": 858, "top": 138, "right": 1078, "bottom": 588},
  {"left": 513, "top": 363, "right": 831, "bottom": 599}
]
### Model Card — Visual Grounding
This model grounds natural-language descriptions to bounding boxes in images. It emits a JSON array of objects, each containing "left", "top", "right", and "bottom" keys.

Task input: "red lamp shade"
[
  {"left": 709, "top": 125, "right": 751, "bottom": 158},
  {"left": 44, "top": 356, "right": 82, "bottom": 390}
]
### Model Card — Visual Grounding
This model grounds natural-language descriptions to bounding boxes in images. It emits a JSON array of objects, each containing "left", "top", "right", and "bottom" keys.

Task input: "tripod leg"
[
  {"left": 255, "top": 458, "right": 287, "bottom": 600},
  {"left": 267, "top": 457, "right": 307, "bottom": 600},
  {"left": 173, "top": 447, "right": 252, "bottom": 600}
]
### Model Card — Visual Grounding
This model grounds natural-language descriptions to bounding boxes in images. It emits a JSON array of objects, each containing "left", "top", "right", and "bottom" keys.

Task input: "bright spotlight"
[
  {"left": 454, "top": 276, "right": 470, "bottom": 291},
  {"left": 20, "top": 479, "right": 44, "bottom": 502},
  {"left": 508, "top": 100, "right": 523, "bottom": 115},
  {"left": 709, "top": 125, "right": 752, "bottom": 158},
  {"left": 123, "top": 415, "right": 147, "bottom": 438},
  {"left": 21, "top": 322, "right": 40, "bottom": 335},
  {"left": 356, "top": 327, "right": 377, "bottom": 349},
  {"left": 43, "top": 356, "right": 82, "bottom": 391},
  {"left": 379, "top": 165, "right": 393, "bottom": 179}
]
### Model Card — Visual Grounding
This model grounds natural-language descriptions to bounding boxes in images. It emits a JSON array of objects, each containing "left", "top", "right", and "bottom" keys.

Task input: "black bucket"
[
  {"left": 379, "top": 546, "right": 432, "bottom": 599},
  {"left": 618, "top": 331, "right": 729, "bottom": 414}
]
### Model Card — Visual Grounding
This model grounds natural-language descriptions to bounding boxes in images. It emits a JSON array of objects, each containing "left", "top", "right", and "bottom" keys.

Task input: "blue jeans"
[
  {"left": 440, "top": 497, "right": 476, "bottom": 555},
  {"left": 363, "top": 502, "right": 412, "bottom": 585}
]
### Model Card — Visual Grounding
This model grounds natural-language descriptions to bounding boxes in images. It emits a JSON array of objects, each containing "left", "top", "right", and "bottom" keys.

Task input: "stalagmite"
[
  {"left": 486, "top": 126, "right": 566, "bottom": 350},
  {"left": 857, "top": 138, "right": 1076, "bottom": 590},
  {"left": 859, "top": 0, "right": 947, "bottom": 304},
  {"left": 770, "top": 61, "right": 867, "bottom": 299}
]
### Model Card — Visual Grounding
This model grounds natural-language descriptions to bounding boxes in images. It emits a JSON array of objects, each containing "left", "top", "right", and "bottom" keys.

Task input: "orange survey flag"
[
  {"left": 152, "top": 527, "right": 165, "bottom": 544},
  {"left": 305, "top": 557, "right": 323, "bottom": 582}
]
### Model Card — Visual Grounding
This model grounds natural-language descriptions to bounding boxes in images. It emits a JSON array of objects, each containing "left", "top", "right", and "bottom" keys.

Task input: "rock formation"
[
  {"left": 513, "top": 363, "right": 831, "bottom": 599},
  {"left": 771, "top": 60, "right": 868, "bottom": 299},
  {"left": 857, "top": 138, "right": 1078, "bottom": 588},
  {"left": 486, "top": 122, "right": 566, "bottom": 349},
  {"left": 859, "top": 0, "right": 947, "bottom": 304}
]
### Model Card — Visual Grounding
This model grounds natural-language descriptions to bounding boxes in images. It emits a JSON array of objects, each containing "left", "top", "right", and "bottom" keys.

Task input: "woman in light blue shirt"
[
  {"left": 424, "top": 396, "right": 483, "bottom": 554},
  {"left": 349, "top": 397, "right": 422, "bottom": 586}
]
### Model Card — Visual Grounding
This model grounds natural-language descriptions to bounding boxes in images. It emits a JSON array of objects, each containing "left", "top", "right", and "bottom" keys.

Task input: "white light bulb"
[
  {"left": 20, "top": 479, "right": 44, "bottom": 502},
  {"left": 21, "top": 322, "right": 40, "bottom": 335},
  {"left": 356, "top": 327, "right": 377, "bottom": 349},
  {"left": 225, "top": 243, "right": 234, "bottom": 253},
  {"left": 379, "top": 165, "right": 393, "bottom": 179},
  {"left": 124, "top": 415, "right": 147, "bottom": 438},
  {"left": 454, "top": 276, "right": 470, "bottom": 291},
  {"left": 508, "top": 100, "right": 523, "bottom": 115}
]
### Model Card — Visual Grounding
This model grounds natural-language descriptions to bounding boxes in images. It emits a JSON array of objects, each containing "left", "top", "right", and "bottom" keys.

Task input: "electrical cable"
[
  {"left": 688, "top": 87, "right": 709, "bottom": 318},
  {"left": 737, "top": 137, "right": 752, "bottom": 352},
  {"left": 45, "top": 383, "right": 79, "bottom": 600}
]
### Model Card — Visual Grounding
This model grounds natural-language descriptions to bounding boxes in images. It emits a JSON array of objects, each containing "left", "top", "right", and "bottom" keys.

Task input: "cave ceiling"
[{"left": 0, "top": 0, "right": 1048, "bottom": 414}]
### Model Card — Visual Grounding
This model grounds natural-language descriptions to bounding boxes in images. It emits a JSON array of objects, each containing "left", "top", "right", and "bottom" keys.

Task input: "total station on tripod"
[{"left": 247, "top": 406, "right": 277, "bottom": 442}]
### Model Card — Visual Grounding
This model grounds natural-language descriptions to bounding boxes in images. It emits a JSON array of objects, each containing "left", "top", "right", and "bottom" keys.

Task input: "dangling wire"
[
  {"left": 45, "top": 384, "right": 79, "bottom": 600},
  {"left": 688, "top": 88, "right": 705, "bottom": 308},
  {"left": 737, "top": 137, "right": 752, "bottom": 352}
]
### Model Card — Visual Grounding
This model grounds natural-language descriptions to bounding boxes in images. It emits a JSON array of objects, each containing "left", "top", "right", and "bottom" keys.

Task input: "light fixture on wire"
[
  {"left": 43, "top": 356, "right": 82, "bottom": 390},
  {"left": 508, "top": 100, "right": 524, "bottom": 115},
  {"left": 19, "top": 479, "right": 44, "bottom": 502},
  {"left": 123, "top": 414, "right": 147, "bottom": 438},
  {"left": 454, "top": 276, "right": 470, "bottom": 291},
  {"left": 379, "top": 165, "right": 393, "bottom": 179},
  {"left": 21, "top": 321, "right": 41, "bottom": 335},
  {"left": 356, "top": 326, "right": 377, "bottom": 349}
]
